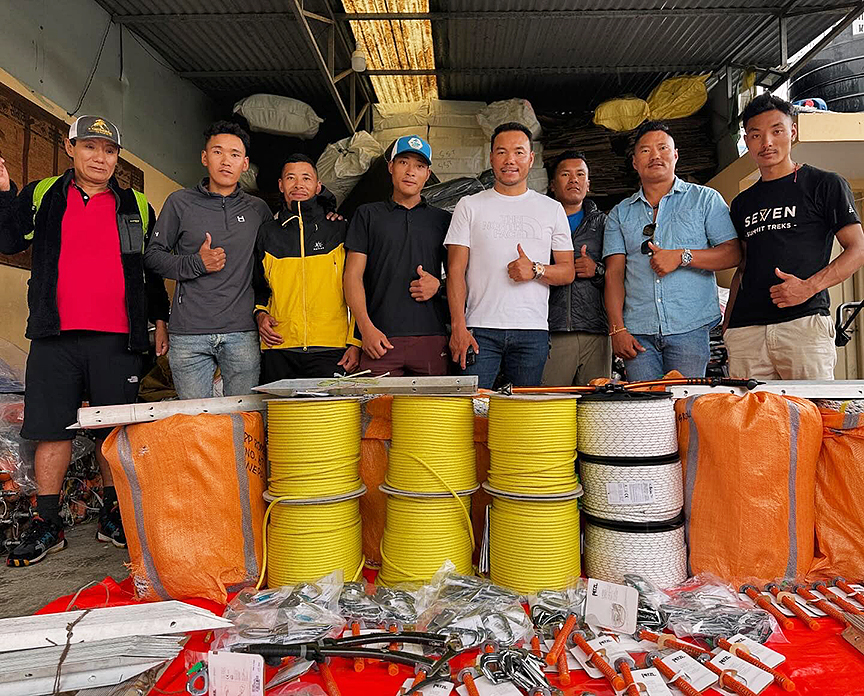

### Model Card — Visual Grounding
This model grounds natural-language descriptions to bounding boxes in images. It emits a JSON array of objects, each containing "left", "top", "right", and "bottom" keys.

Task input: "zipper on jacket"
[{"left": 299, "top": 201, "right": 308, "bottom": 350}]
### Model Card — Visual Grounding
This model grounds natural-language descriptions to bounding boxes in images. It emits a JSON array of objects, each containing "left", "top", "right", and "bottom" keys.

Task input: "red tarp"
[{"left": 36, "top": 576, "right": 864, "bottom": 695}]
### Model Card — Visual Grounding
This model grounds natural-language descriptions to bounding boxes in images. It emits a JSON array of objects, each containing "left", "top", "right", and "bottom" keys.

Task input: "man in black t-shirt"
[
  {"left": 724, "top": 93, "right": 864, "bottom": 380},
  {"left": 343, "top": 135, "right": 451, "bottom": 376}
]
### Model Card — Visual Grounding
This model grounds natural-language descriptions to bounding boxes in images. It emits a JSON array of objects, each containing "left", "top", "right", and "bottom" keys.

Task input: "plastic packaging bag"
[
  {"left": 424, "top": 170, "right": 495, "bottom": 213},
  {"left": 659, "top": 574, "right": 782, "bottom": 644},
  {"left": 415, "top": 563, "right": 533, "bottom": 648},
  {"left": 0, "top": 395, "right": 36, "bottom": 495},
  {"left": 214, "top": 571, "right": 346, "bottom": 650}
]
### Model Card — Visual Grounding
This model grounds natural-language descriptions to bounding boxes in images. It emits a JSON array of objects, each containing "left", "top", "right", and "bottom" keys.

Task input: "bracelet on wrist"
[{"left": 609, "top": 326, "right": 627, "bottom": 336}]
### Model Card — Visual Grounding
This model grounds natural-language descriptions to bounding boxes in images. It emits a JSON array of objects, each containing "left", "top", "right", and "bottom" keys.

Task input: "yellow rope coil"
[
  {"left": 387, "top": 396, "right": 476, "bottom": 493},
  {"left": 487, "top": 397, "right": 579, "bottom": 494},
  {"left": 267, "top": 399, "right": 361, "bottom": 498},
  {"left": 263, "top": 497, "right": 364, "bottom": 588},
  {"left": 378, "top": 494, "right": 474, "bottom": 586},
  {"left": 489, "top": 497, "right": 581, "bottom": 594}
]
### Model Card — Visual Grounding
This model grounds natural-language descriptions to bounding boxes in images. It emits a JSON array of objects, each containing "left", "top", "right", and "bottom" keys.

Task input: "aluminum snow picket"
[{"left": 0, "top": 601, "right": 232, "bottom": 652}]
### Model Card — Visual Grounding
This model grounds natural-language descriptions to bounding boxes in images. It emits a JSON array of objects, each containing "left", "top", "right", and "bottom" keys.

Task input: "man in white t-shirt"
[{"left": 445, "top": 122, "right": 576, "bottom": 389}]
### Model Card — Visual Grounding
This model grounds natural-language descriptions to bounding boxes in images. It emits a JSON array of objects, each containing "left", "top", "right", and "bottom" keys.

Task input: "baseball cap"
[
  {"left": 68, "top": 115, "right": 121, "bottom": 148},
  {"left": 390, "top": 135, "right": 432, "bottom": 165}
]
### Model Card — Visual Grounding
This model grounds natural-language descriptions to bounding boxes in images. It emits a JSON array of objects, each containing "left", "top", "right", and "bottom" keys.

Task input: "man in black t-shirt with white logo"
[{"left": 724, "top": 93, "right": 864, "bottom": 380}]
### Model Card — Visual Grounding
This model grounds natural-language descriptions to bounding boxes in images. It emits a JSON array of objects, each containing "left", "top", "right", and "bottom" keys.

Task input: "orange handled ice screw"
[
  {"left": 482, "top": 640, "right": 498, "bottom": 654},
  {"left": 703, "top": 659, "right": 759, "bottom": 696},
  {"left": 716, "top": 637, "right": 796, "bottom": 692},
  {"left": 350, "top": 621, "right": 364, "bottom": 673},
  {"left": 834, "top": 577, "right": 864, "bottom": 606},
  {"left": 812, "top": 581, "right": 862, "bottom": 616},
  {"left": 387, "top": 621, "right": 401, "bottom": 676},
  {"left": 530, "top": 633, "right": 542, "bottom": 658},
  {"left": 765, "top": 583, "right": 821, "bottom": 631},
  {"left": 317, "top": 659, "right": 342, "bottom": 696},
  {"left": 571, "top": 631, "right": 626, "bottom": 692},
  {"left": 458, "top": 667, "right": 481, "bottom": 696},
  {"left": 545, "top": 612, "right": 577, "bottom": 666},
  {"left": 740, "top": 584, "right": 794, "bottom": 630},
  {"left": 645, "top": 653, "right": 702, "bottom": 696},
  {"left": 794, "top": 584, "right": 848, "bottom": 625},
  {"left": 552, "top": 626, "right": 571, "bottom": 687},
  {"left": 615, "top": 657, "right": 640, "bottom": 696},
  {"left": 637, "top": 627, "right": 710, "bottom": 658},
  {"left": 407, "top": 665, "right": 428, "bottom": 693}
]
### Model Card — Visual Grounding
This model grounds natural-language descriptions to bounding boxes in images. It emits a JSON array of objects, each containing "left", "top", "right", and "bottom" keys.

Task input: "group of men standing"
[{"left": 1, "top": 92, "right": 862, "bottom": 566}]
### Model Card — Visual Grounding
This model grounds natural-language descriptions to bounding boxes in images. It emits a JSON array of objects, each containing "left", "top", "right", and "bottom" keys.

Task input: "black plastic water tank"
[{"left": 790, "top": 21, "right": 864, "bottom": 112}]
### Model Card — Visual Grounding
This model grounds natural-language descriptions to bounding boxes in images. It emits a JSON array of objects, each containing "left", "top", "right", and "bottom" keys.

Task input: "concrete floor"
[{"left": 0, "top": 521, "right": 130, "bottom": 618}]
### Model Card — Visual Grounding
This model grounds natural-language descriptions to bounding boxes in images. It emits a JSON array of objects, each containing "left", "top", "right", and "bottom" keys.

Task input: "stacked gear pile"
[
  {"left": 261, "top": 398, "right": 365, "bottom": 588},
  {"left": 578, "top": 391, "right": 687, "bottom": 586},
  {"left": 378, "top": 396, "right": 477, "bottom": 585},
  {"left": 484, "top": 395, "right": 582, "bottom": 594}
]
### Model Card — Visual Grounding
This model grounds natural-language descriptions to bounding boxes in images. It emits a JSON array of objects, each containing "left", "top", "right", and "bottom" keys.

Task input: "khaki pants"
[
  {"left": 725, "top": 314, "right": 836, "bottom": 380},
  {"left": 542, "top": 331, "right": 612, "bottom": 386}
]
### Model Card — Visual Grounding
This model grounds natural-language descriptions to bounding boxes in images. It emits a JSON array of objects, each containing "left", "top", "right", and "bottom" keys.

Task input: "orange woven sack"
[
  {"left": 102, "top": 412, "right": 267, "bottom": 602},
  {"left": 676, "top": 392, "right": 820, "bottom": 583},
  {"left": 809, "top": 406, "right": 864, "bottom": 579}
]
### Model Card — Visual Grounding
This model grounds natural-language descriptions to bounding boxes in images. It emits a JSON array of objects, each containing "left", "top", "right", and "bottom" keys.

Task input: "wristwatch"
[
  {"left": 681, "top": 249, "right": 693, "bottom": 267},
  {"left": 594, "top": 262, "right": 605, "bottom": 279},
  {"left": 532, "top": 261, "right": 546, "bottom": 279}
]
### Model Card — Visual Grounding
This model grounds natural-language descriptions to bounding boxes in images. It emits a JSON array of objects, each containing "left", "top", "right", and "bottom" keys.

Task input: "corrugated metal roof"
[{"left": 95, "top": 0, "right": 857, "bottom": 119}]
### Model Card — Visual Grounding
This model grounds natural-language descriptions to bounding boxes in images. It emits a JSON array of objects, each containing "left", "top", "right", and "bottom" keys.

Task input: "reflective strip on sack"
[
  {"left": 785, "top": 401, "right": 800, "bottom": 579},
  {"left": 682, "top": 396, "right": 700, "bottom": 563},
  {"left": 118, "top": 426, "right": 169, "bottom": 600},
  {"left": 231, "top": 414, "right": 259, "bottom": 581}
]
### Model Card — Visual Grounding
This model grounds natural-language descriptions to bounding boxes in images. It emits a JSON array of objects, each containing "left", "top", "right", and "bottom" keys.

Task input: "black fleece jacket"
[{"left": 0, "top": 169, "right": 170, "bottom": 352}]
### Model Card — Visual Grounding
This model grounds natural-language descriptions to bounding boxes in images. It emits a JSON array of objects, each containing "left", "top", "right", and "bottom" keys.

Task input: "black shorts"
[
  {"left": 260, "top": 348, "right": 346, "bottom": 383},
  {"left": 22, "top": 332, "right": 144, "bottom": 441}
]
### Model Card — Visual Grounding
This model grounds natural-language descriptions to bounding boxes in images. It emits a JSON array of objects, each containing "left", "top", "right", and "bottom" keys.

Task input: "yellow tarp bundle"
[{"left": 648, "top": 75, "right": 709, "bottom": 120}]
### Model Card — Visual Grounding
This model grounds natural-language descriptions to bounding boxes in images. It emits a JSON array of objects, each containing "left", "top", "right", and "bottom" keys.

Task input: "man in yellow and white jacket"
[{"left": 252, "top": 154, "right": 360, "bottom": 381}]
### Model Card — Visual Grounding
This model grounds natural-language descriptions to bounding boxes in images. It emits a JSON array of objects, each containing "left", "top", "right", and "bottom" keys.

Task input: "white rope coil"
[
  {"left": 579, "top": 458, "right": 683, "bottom": 523},
  {"left": 577, "top": 397, "right": 677, "bottom": 458},
  {"left": 584, "top": 519, "right": 687, "bottom": 588}
]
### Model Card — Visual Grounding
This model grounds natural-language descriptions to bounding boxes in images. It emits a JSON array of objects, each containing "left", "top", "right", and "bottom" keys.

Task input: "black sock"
[
  {"left": 102, "top": 486, "right": 118, "bottom": 513},
  {"left": 36, "top": 494, "right": 62, "bottom": 527}
]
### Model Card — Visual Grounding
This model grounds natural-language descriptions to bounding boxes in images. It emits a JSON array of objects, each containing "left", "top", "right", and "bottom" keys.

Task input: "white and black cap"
[{"left": 68, "top": 115, "right": 121, "bottom": 148}]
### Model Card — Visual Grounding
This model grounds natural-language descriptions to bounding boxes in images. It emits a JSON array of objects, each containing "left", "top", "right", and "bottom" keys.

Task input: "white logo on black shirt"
[
  {"left": 313, "top": 241, "right": 324, "bottom": 251},
  {"left": 743, "top": 205, "right": 797, "bottom": 237},
  {"left": 237, "top": 215, "right": 245, "bottom": 223}
]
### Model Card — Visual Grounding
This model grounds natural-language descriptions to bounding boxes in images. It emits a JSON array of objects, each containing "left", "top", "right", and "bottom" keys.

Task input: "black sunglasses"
[{"left": 641, "top": 223, "right": 656, "bottom": 255}]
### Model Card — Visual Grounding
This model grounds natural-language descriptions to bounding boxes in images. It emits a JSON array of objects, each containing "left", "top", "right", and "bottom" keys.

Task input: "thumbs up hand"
[
  {"left": 508, "top": 244, "right": 535, "bottom": 282},
  {"left": 198, "top": 232, "right": 226, "bottom": 273},
  {"left": 409, "top": 264, "right": 441, "bottom": 302},
  {"left": 770, "top": 267, "right": 813, "bottom": 308},
  {"left": 574, "top": 244, "right": 597, "bottom": 278}
]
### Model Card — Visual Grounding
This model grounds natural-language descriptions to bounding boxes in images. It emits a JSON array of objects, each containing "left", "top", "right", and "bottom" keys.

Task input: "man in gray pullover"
[{"left": 144, "top": 121, "right": 272, "bottom": 398}]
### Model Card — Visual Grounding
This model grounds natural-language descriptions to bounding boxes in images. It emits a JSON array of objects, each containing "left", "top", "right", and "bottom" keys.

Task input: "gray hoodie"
[{"left": 144, "top": 180, "right": 273, "bottom": 334}]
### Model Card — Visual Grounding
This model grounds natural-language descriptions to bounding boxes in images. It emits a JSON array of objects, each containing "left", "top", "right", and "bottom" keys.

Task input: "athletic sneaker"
[
  {"left": 6, "top": 515, "right": 67, "bottom": 567},
  {"left": 96, "top": 502, "right": 127, "bottom": 548}
]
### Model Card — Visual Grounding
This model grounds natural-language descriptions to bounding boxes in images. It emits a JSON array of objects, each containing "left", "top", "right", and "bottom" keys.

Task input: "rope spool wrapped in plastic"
[
  {"left": 487, "top": 395, "right": 579, "bottom": 494},
  {"left": 584, "top": 513, "right": 687, "bottom": 587},
  {"left": 488, "top": 493, "right": 581, "bottom": 594},
  {"left": 264, "top": 492, "right": 364, "bottom": 587},
  {"left": 577, "top": 392, "right": 677, "bottom": 459},
  {"left": 378, "top": 491, "right": 474, "bottom": 586},
  {"left": 386, "top": 395, "right": 476, "bottom": 493},
  {"left": 579, "top": 454, "right": 683, "bottom": 523},
  {"left": 259, "top": 398, "right": 364, "bottom": 588},
  {"left": 267, "top": 398, "right": 361, "bottom": 499}
]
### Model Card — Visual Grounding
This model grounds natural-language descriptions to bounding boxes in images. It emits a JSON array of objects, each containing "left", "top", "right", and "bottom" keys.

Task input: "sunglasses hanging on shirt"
[{"left": 641, "top": 223, "right": 656, "bottom": 256}]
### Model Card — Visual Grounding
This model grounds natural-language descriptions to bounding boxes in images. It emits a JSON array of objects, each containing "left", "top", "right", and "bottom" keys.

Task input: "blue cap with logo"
[{"left": 390, "top": 135, "right": 432, "bottom": 165}]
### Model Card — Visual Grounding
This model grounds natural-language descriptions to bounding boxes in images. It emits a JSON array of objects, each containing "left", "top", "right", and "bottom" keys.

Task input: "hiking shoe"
[
  {"left": 97, "top": 503, "right": 127, "bottom": 548},
  {"left": 6, "top": 516, "right": 67, "bottom": 567}
]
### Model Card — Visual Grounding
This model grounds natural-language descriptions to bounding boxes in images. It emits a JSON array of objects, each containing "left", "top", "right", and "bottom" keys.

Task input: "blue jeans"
[
  {"left": 625, "top": 324, "right": 711, "bottom": 381},
  {"left": 461, "top": 328, "right": 549, "bottom": 390},
  {"left": 168, "top": 331, "right": 261, "bottom": 399}
]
